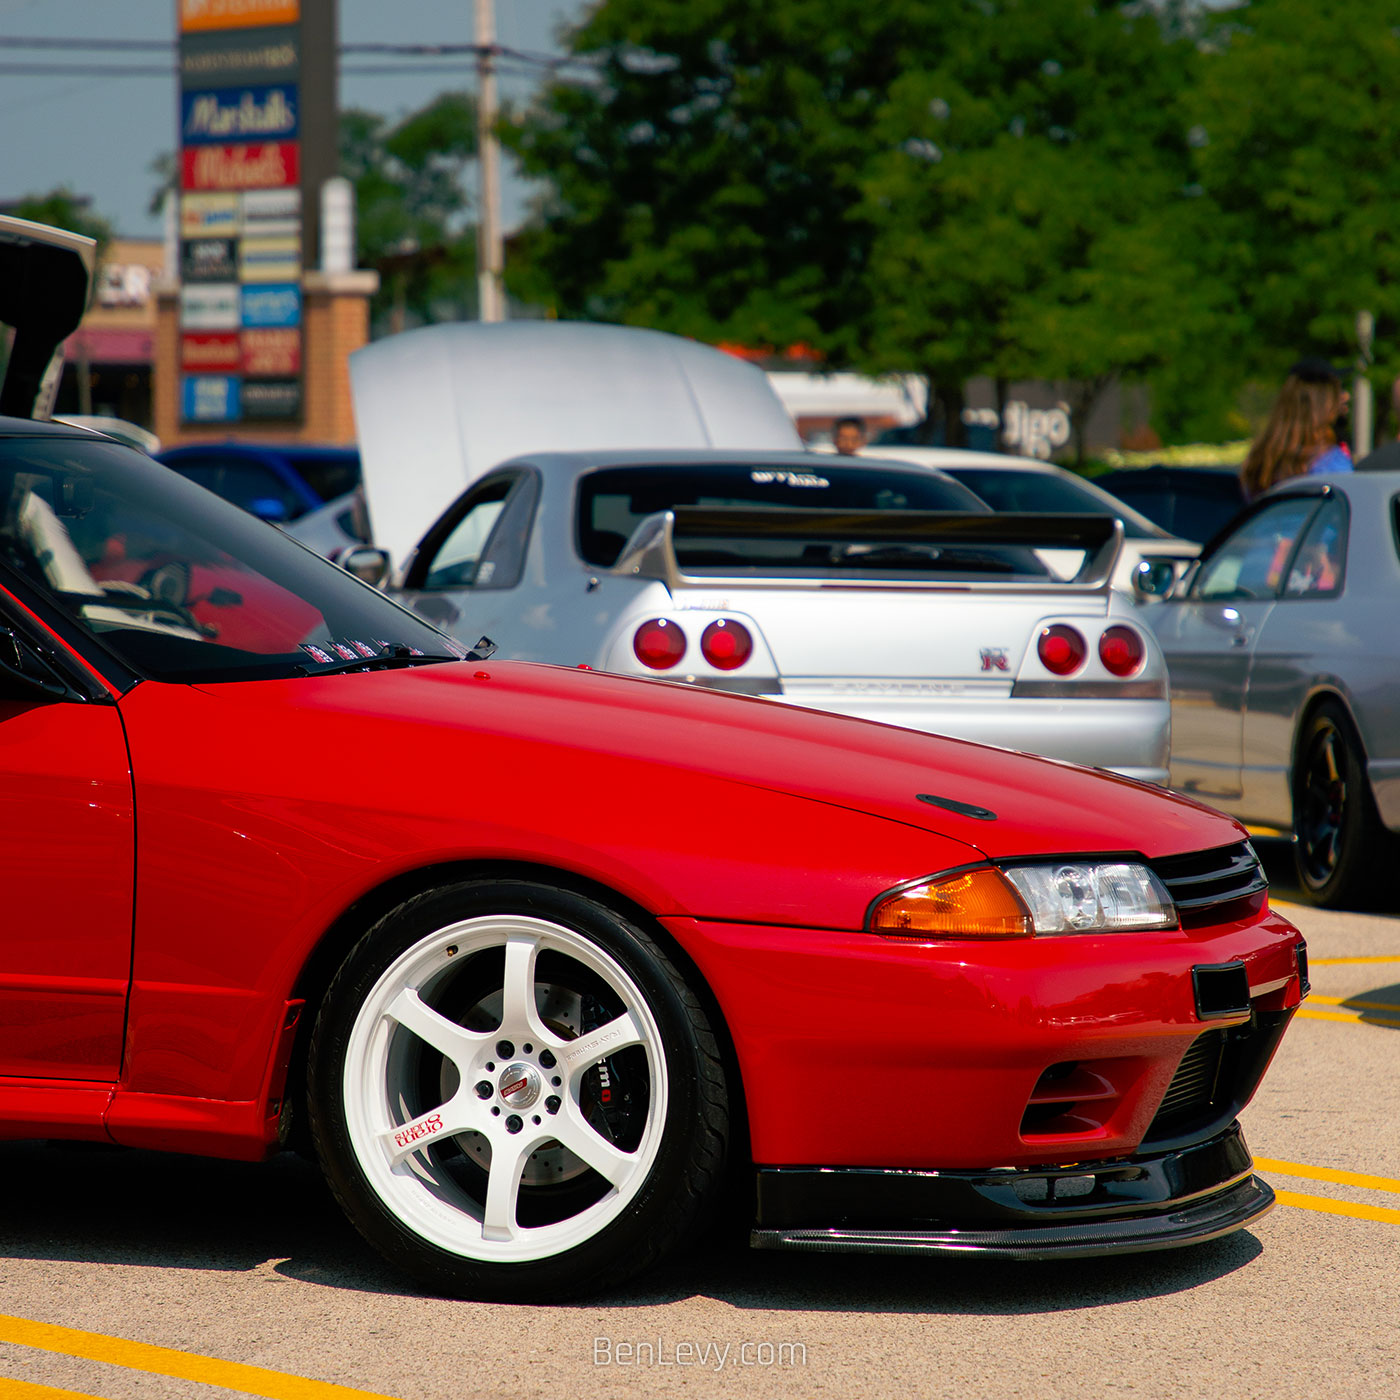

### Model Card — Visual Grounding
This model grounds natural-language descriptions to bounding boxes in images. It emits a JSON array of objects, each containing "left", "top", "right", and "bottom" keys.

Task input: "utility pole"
[
  {"left": 475, "top": 0, "right": 505, "bottom": 322},
  {"left": 1354, "top": 309, "right": 1374, "bottom": 458}
]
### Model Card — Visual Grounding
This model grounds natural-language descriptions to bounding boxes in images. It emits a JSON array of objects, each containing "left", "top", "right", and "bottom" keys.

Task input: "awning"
[{"left": 63, "top": 327, "right": 154, "bottom": 363}]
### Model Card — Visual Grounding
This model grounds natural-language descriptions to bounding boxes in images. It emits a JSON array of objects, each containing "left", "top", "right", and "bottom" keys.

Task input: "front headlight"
[
  {"left": 1004, "top": 862, "right": 1176, "bottom": 933},
  {"left": 868, "top": 862, "right": 1176, "bottom": 939}
]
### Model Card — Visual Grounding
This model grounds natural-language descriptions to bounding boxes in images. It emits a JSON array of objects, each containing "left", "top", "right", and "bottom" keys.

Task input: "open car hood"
[
  {"left": 0, "top": 215, "right": 97, "bottom": 421},
  {"left": 349, "top": 321, "right": 801, "bottom": 565}
]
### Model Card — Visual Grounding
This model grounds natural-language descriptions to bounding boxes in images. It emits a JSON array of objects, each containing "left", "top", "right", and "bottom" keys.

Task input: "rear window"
[
  {"left": 578, "top": 462, "right": 990, "bottom": 568},
  {"left": 943, "top": 466, "right": 1168, "bottom": 540}
]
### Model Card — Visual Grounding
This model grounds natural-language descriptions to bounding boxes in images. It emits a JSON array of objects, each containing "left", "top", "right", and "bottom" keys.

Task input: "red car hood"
[{"left": 212, "top": 659, "right": 1240, "bottom": 864}]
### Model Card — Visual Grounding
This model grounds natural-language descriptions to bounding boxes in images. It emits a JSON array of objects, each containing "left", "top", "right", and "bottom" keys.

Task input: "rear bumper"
[
  {"left": 772, "top": 691, "right": 1170, "bottom": 781},
  {"left": 751, "top": 1123, "right": 1272, "bottom": 1260}
]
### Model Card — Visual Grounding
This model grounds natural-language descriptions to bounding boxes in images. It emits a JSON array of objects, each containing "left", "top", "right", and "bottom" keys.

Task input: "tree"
[
  {"left": 13, "top": 189, "right": 112, "bottom": 259},
  {"left": 512, "top": 0, "right": 1231, "bottom": 447},
  {"left": 509, "top": 1, "right": 908, "bottom": 346},
  {"left": 340, "top": 93, "right": 479, "bottom": 331},
  {"left": 1191, "top": 0, "right": 1400, "bottom": 402}
]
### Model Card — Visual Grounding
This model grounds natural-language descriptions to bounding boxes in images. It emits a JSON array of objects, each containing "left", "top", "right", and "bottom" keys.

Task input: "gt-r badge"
[{"left": 980, "top": 647, "right": 1009, "bottom": 672}]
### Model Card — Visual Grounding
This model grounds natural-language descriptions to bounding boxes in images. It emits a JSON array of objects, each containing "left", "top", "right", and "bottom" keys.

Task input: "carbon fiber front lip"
[{"left": 749, "top": 1175, "right": 1274, "bottom": 1260}]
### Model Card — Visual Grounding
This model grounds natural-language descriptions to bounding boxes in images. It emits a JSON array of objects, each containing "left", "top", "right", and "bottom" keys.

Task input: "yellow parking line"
[
  {"left": 1310, "top": 956, "right": 1400, "bottom": 965},
  {"left": 1254, "top": 1158, "right": 1400, "bottom": 1195},
  {"left": 0, "top": 1314, "right": 400, "bottom": 1400},
  {"left": 1274, "top": 1190, "right": 1400, "bottom": 1226},
  {"left": 0, "top": 1380, "right": 107, "bottom": 1399},
  {"left": 1307, "top": 994, "right": 1400, "bottom": 1012},
  {"left": 1295, "top": 1007, "right": 1400, "bottom": 1029}
]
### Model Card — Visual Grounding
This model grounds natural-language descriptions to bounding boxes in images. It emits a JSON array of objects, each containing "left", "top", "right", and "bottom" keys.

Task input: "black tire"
[
  {"left": 307, "top": 880, "right": 728, "bottom": 1301},
  {"left": 1291, "top": 702, "right": 1381, "bottom": 908}
]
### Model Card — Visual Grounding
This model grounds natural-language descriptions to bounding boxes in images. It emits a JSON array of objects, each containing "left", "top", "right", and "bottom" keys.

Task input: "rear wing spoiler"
[
  {"left": 610, "top": 507, "right": 1123, "bottom": 592},
  {"left": 0, "top": 215, "right": 98, "bottom": 421}
]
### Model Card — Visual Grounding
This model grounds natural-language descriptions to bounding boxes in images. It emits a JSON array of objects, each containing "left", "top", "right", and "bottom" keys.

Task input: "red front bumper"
[{"left": 663, "top": 907, "right": 1303, "bottom": 1169}]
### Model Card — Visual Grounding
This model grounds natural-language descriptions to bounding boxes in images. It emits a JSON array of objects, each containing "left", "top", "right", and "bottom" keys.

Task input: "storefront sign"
[
  {"left": 241, "top": 187, "right": 300, "bottom": 236},
  {"left": 182, "top": 141, "right": 299, "bottom": 191},
  {"left": 97, "top": 264, "right": 153, "bottom": 308},
  {"left": 182, "top": 332, "right": 243, "bottom": 373},
  {"left": 180, "top": 25, "right": 298, "bottom": 84},
  {"left": 180, "top": 191, "right": 240, "bottom": 238},
  {"left": 241, "top": 377, "right": 302, "bottom": 420},
  {"left": 241, "top": 282, "right": 301, "bottom": 329},
  {"left": 180, "top": 0, "right": 299, "bottom": 33},
  {"left": 180, "top": 283, "right": 241, "bottom": 330},
  {"left": 182, "top": 84, "right": 298, "bottom": 144},
  {"left": 181, "top": 374, "right": 241, "bottom": 422},
  {"left": 241, "top": 327, "right": 300, "bottom": 376},
  {"left": 181, "top": 237, "right": 239, "bottom": 283},
  {"left": 239, "top": 235, "right": 300, "bottom": 283}
]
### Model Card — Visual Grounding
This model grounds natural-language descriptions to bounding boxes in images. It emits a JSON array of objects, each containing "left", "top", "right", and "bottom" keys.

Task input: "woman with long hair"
[{"left": 1240, "top": 361, "right": 1352, "bottom": 499}]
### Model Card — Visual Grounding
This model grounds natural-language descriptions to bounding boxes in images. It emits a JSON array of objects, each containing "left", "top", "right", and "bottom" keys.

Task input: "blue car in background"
[{"left": 156, "top": 442, "right": 361, "bottom": 526}]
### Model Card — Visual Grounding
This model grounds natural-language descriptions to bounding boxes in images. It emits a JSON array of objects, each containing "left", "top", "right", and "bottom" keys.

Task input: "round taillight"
[
  {"left": 1038, "top": 624, "right": 1086, "bottom": 676},
  {"left": 632, "top": 618, "right": 686, "bottom": 670},
  {"left": 1099, "top": 625, "right": 1146, "bottom": 677},
  {"left": 700, "top": 619, "right": 753, "bottom": 671}
]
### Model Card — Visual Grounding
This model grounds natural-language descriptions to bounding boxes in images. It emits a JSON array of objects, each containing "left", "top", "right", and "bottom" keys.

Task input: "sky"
[{"left": 0, "top": 0, "right": 588, "bottom": 237}]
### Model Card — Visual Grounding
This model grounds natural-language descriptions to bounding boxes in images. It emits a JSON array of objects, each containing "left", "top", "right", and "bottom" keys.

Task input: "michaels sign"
[{"left": 182, "top": 84, "right": 298, "bottom": 144}]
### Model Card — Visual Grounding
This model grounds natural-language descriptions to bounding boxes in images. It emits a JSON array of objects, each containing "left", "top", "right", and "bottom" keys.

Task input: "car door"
[
  {"left": 1240, "top": 493, "right": 1349, "bottom": 820},
  {"left": 1152, "top": 494, "right": 1320, "bottom": 804},
  {"left": 397, "top": 470, "right": 540, "bottom": 643},
  {"left": 0, "top": 595, "right": 134, "bottom": 1080}
]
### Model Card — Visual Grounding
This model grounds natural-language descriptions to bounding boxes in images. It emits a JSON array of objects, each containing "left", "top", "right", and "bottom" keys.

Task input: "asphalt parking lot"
[{"left": 0, "top": 848, "right": 1395, "bottom": 1400}]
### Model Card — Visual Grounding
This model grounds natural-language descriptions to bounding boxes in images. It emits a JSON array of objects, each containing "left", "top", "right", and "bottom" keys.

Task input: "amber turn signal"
[{"left": 870, "top": 867, "right": 1034, "bottom": 939}]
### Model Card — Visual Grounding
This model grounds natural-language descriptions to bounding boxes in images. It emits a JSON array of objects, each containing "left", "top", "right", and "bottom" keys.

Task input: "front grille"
[
  {"left": 1151, "top": 841, "right": 1268, "bottom": 924},
  {"left": 1153, "top": 1030, "right": 1226, "bottom": 1125}
]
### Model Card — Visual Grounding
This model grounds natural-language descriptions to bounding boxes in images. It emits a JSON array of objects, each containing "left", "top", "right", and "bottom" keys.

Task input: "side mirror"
[
  {"left": 1132, "top": 558, "right": 1177, "bottom": 602},
  {"left": 333, "top": 545, "right": 391, "bottom": 587},
  {"left": 0, "top": 628, "right": 76, "bottom": 701}
]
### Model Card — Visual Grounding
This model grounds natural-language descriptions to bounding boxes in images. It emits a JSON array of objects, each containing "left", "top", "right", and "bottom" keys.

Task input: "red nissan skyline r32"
[{"left": 0, "top": 417, "right": 1304, "bottom": 1300}]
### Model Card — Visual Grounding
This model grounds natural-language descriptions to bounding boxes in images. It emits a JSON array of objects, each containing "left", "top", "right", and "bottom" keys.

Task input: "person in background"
[
  {"left": 1356, "top": 376, "right": 1400, "bottom": 471},
  {"left": 832, "top": 416, "right": 867, "bottom": 455},
  {"left": 1240, "top": 358, "right": 1352, "bottom": 500}
]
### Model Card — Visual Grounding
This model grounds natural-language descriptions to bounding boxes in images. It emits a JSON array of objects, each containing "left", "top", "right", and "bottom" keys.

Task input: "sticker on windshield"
[
  {"left": 299, "top": 643, "right": 334, "bottom": 664},
  {"left": 749, "top": 470, "right": 829, "bottom": 489},
  {"left": 329, "top": 642, "right": 358, "bottom": 661},
  {"left": 349, "top": 639, "right": 379, "bottom": 658}
]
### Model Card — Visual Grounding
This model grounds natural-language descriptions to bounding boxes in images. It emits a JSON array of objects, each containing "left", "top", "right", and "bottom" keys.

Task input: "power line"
[
  {"left": 0, "top": 35, "right": 598, "bottom": 69},
  {"left": 0, "top": 60, "right": 566, "bottom": 79}
]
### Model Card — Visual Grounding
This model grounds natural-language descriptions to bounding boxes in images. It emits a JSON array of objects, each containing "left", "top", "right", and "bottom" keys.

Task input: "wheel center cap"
[{"left": 498, "top": 1062, "right": 541, "bottom": 1110}]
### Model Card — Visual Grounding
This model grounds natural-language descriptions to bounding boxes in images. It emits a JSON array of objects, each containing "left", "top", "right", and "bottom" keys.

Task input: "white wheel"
[{"left": 308, "top": 882, "right": 726, "bottom": 1298}]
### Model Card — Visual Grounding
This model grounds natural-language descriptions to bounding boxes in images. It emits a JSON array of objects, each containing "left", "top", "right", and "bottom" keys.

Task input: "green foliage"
[
  {"left": 14, "top": 189, "right": 112, "bottom": 257},
  {"left": 340, "top": 94, "right": 479, "bottom": 330},
  {"left": 511, "top": 0, "right": 1245, "bottom": 445},
  {"left": 1192, "top": 0, "right": 1400, "bottom": 390}
]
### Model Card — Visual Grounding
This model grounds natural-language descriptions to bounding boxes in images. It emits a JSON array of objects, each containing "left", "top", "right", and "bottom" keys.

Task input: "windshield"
[
  {"left": 0, "top": 434, "right": 457, "bottom": 682},
  {"left": 575, "top": 461, "right": 1047, "bottom": 579},
  {"left": 942, "top": 466, "right": 1170, "bottom": 540}
]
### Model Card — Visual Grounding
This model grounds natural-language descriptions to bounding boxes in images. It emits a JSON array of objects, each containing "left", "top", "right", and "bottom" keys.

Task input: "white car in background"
[
  {"left": 855, "top": 446, "right": 1200, "bottom": 598},
  {"left": 341, "top": 325, "right": 1172, "bottom": 780},
  {"left": 350, "top": 446, "right": 1171, "bottom": 783}
]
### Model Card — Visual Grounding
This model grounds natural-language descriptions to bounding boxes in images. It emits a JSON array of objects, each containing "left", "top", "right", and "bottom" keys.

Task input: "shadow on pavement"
[{"left": 0, "top": 1139, "right": 1265, "bottom": 1313}]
